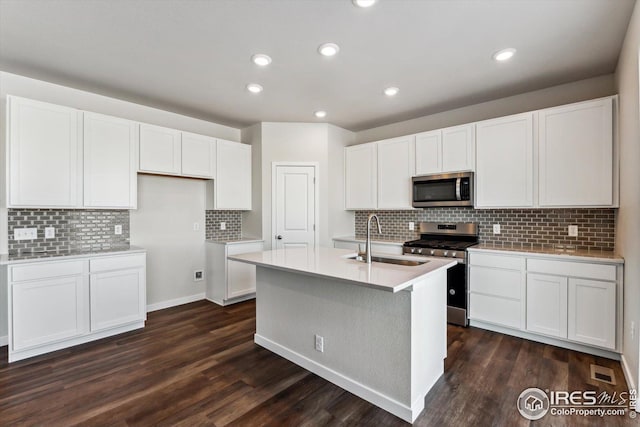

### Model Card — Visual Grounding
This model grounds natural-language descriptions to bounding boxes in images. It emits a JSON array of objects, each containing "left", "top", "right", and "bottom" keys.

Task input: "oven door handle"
[{"left": 455, "top": 178, "right": 462, "bottom": 201}]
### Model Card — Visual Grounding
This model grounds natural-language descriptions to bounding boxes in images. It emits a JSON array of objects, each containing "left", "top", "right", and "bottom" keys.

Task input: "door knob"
[{"left": 276, "top": 235, "right": 283, "bottom": 240}]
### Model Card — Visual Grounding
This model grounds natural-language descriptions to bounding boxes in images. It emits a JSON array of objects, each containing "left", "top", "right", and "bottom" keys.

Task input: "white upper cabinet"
[
  {"left": 139, "top": 123, "right": 182, "bottom": 175},
  {"left": 475, "top": 113, "right": 534, "bottom": 208},
  {"left": 181, "top": 132, "right": 216, "bottom": 179},
  {"left": 377, "top": 136, "right": 415, "bottom": 209},
  {"left": 415, "top": 130, "right": 441, "bottom": 175},
  {"left": 538, "top": 97, "right": 614, "bottom": 207},
  {"left": 214, "top": 139, "right": 251, "bottom": 210},
  {"left": 441, "top": 124, "right": 475, "bottom": 172},
  {"left": 344, "top": 143, "right": 377, "bottom": 210},
  {"left": 415, "top": 124, "right": 474, "bottom": 175},
  {"left": 83, "top": 112, "right": 138, "bottom": 209},
  {"left": 8, "top": 96, "right": 82, "bottom": 207}
]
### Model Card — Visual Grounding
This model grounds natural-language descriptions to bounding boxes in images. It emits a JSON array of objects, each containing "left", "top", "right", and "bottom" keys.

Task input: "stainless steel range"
[{"left": 403, "top": 222, "right": 479, "bottom": 326}]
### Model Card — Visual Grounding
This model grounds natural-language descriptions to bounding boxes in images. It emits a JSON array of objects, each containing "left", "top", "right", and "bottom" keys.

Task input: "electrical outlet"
[
  {"left": 193, "top": 222, "right": 200, "bottom": 231},
  {"left": 193, "top": 270, "right": 204, "bottom": 281},
  {"left": 220, "top": 222, "right": 226, "bottom": 230},
  {"left": 44, "top": 227, "right": 55, "bottom": 239},
  {"left": 14, "top": 228, "right": 37, "bottom": 240},
  {"left": 114, "top": 224, "right": 123, "bottom": 235},
  {"left": 493, "top": 224, "right": 501, "bottom": 234},
  {"left": 568, "top": 225, "right": 578, "bottom": 237},
  {"left": 408, "top": 222, "right": 415, "bottom": 231},
  {"left": 631, "top": 321, "right": 635, "bottom": 340},
  {"left": 314, "top": 334, "right": 324, "bottom": 352}
]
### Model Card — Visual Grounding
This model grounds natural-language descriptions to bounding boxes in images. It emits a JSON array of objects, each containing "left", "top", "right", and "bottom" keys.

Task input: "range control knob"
[
  {"left": 451, "top": 252, "right": 457, "bottom": 258},
  {"left": 443, "top": 251, "right": 449, "bottom": 257},
  {"left": 417, "top": 248, "right": 423, "bottom": 254},
  {"left": 410, "top": 248, "right": 416, "bottom": 254},
  {"left": 430, "top": 250, "right": 435, "bottom": 256},
  {"left": 449, "top": 289, "right": 456, "bottom": 295}
]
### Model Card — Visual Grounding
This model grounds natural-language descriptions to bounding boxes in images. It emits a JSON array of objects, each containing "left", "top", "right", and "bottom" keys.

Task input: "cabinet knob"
[{"left": 276, "top": 235, "right": 283, "bottom": 240}]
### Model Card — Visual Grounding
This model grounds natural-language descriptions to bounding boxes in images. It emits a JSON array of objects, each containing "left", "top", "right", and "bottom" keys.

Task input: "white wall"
[
  {"left": 258, "top": 122, "right": 355, "bottom": 250},
  {"left": 130, "top": 175, "right": 206, "bottom": 308},
  {"left": 355, "top": 74, "right": 615, "bottom": 143},
  {"left": 614, "top": 1, "right": 640, "bottom": 394}
]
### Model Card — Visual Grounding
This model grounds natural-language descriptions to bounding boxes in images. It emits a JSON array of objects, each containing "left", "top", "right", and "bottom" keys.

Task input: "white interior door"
[{"left": 273, "top": 165, "right": 316, "bottom": 249}]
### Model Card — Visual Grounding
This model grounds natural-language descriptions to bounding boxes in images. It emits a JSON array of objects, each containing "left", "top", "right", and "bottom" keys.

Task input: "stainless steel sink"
[{"left": 348, "top": 255, "right": 428, "bottom": 266}]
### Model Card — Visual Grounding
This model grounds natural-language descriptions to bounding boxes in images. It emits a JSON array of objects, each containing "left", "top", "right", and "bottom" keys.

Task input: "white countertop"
[
  {"left": 332, "top": 236, "right": 405, "bottom": 246},
  {"left": 468, "top": 245, "right": 624, "bottom": 264},
  {"left": 0, "top": 245, "right": 147, "bottom": 265},
  {"left": 229, "top": 247, "right": 456, "bottom": 293},
  {"left": 206, "top": 238, "right": 264, "bottom": 245}
]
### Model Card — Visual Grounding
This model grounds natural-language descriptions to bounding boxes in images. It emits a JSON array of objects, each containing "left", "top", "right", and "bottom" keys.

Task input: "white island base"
[{"left": 253, "top": 265, "right": 447, "bottom": 423}]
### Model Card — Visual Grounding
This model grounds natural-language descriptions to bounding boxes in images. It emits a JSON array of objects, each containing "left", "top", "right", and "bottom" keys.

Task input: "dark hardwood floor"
[{"left": 0, "top": 300, "right": 635, "bottom": 426}]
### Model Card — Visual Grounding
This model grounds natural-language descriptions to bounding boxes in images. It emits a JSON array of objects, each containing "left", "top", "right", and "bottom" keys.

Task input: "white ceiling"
[{"left": 0, "top": 0, "right": 635, "bottom": 131}]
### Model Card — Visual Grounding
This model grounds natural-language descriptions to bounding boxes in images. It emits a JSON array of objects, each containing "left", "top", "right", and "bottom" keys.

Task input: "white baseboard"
[
  {"left": 0, "top": 335, "right": 7, "bottom": 347},
  {"left": 146, "top": 293, "right": 205, "bottom": 312},
  {"left": 254, "top": 333, "right": 418, "bottom": 423},
  {"left": 470, "top": 320, "right": 621, "bottom": 360},
  {"left": 620, "top": 354, "right": 637, "bottom": 409}
]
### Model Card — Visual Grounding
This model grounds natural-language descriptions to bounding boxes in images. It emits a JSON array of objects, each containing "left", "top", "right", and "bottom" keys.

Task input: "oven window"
[{"left": 414, "top": 179, "right": 457, "bottom": 202}]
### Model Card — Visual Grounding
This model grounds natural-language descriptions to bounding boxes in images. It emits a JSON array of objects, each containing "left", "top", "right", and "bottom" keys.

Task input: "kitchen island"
[{"left": 229, "top": 247, "right": 456, "bottom": 423}]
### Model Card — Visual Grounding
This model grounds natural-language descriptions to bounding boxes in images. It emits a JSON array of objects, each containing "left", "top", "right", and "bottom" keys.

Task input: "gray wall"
[
  {"left": 614, "top": 0, "right": 640, "bottom": 394},
  {"left": 130, "top": 175, "right": 206, "bottom": 308}
]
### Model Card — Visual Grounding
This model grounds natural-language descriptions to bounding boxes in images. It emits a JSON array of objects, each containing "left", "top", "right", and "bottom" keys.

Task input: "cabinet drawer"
[
  {"left": 469, "top": 267, "right": 521, "bottom": 299},
  {"left": 470, "top": 293, "right": 521, "bottom": 329},
  {"left": 11, "top": 260, "right": 85, "bottom": 282},
  {"left": 90, "top": 254, "right": 146, "bottom": 273},
  {"left": 527, "top": 258, "right": 616, "bottom": 281},
  {"left": 469, "top": 252, "right": 524, "bottom": 270},
  {"left": 227, "top": 242, "right": 263, "bottom": 256}
]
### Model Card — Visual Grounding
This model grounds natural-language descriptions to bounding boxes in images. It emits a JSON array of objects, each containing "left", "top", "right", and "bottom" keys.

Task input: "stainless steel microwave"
[{"left": 412, "top": 172, "right": 474, "bottom": 208}]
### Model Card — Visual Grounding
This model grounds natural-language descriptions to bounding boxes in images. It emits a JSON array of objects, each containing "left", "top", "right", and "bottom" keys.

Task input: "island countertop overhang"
[{"left": 228, "top": 247, "right": 457, "bottom": 293}]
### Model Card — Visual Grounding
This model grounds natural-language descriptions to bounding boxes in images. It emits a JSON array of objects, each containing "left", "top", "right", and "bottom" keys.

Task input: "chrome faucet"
[{"left": 365, "top": 213, "right": 382, "bottom": 264}]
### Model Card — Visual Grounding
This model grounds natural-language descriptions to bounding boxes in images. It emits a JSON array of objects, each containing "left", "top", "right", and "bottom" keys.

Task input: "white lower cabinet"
[
  {"left": 12, "top": 274, "right": 88, "bottom": 351},
  {"left": 526, "top": 273, "right": 568, "bottom": 338},
  {"left": 6, "top": 252, "right": 146, "bottom": 362},
  {"left": 468, "top": 252, "right": 525, "bottom": 329},
  {"left": 568, "top": 278, "right": 616, "bottom": 349},
  {"left": 206, "top": 241, "right": 264, "bottom": 305},
  {"left": 468, "top": 249, "right": 622, "bottom": 355},
  {"left": 89, "top": 254, "right": 146, "bottom": 333}
]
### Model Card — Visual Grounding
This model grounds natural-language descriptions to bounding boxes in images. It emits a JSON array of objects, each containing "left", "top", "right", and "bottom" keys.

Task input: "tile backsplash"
[
  {"left": 206, "top": 210, "right": 242, "bottom": 240},
  {"left": 355, "top": 208, "right": 616, "bottom": 251},
  {"left": 8, "top": 209, "right": 130, "bottom": 253}
]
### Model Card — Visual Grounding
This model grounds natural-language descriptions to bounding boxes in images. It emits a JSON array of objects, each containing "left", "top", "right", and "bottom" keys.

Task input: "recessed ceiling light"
[
  {"left": 251, "top": 54, "right": 272, "bottom": 67},
  {"left": 318, "top": 43, "right": 340, "bottom": 57},
  {"left": 352, "top": 0, "right": 377, "bottom": 7},
  {"left": 493, "top": 48, "right": 516, "bottom": 62},
  {"left": 246, "top": 83, "right": 263, "bottom": 94},
  {"left": 384, "top": 87, "right": 399, "bottom": 96},
  {"left": 314, "top": 110, "right": 327, "bottom": 118}
]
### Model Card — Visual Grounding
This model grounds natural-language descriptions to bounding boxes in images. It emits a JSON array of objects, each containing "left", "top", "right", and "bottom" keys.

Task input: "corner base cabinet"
[
  {"left": 5, "top": 251, "right": 146, "bottom": 363},
  {"left": 206, "top": 241, "right": 263, "bottom": 305}
]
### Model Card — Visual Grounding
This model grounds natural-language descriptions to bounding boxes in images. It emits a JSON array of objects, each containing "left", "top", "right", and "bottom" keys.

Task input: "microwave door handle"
[{"left": 456, "top": 178, "right": 462, "bottom": 201}]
